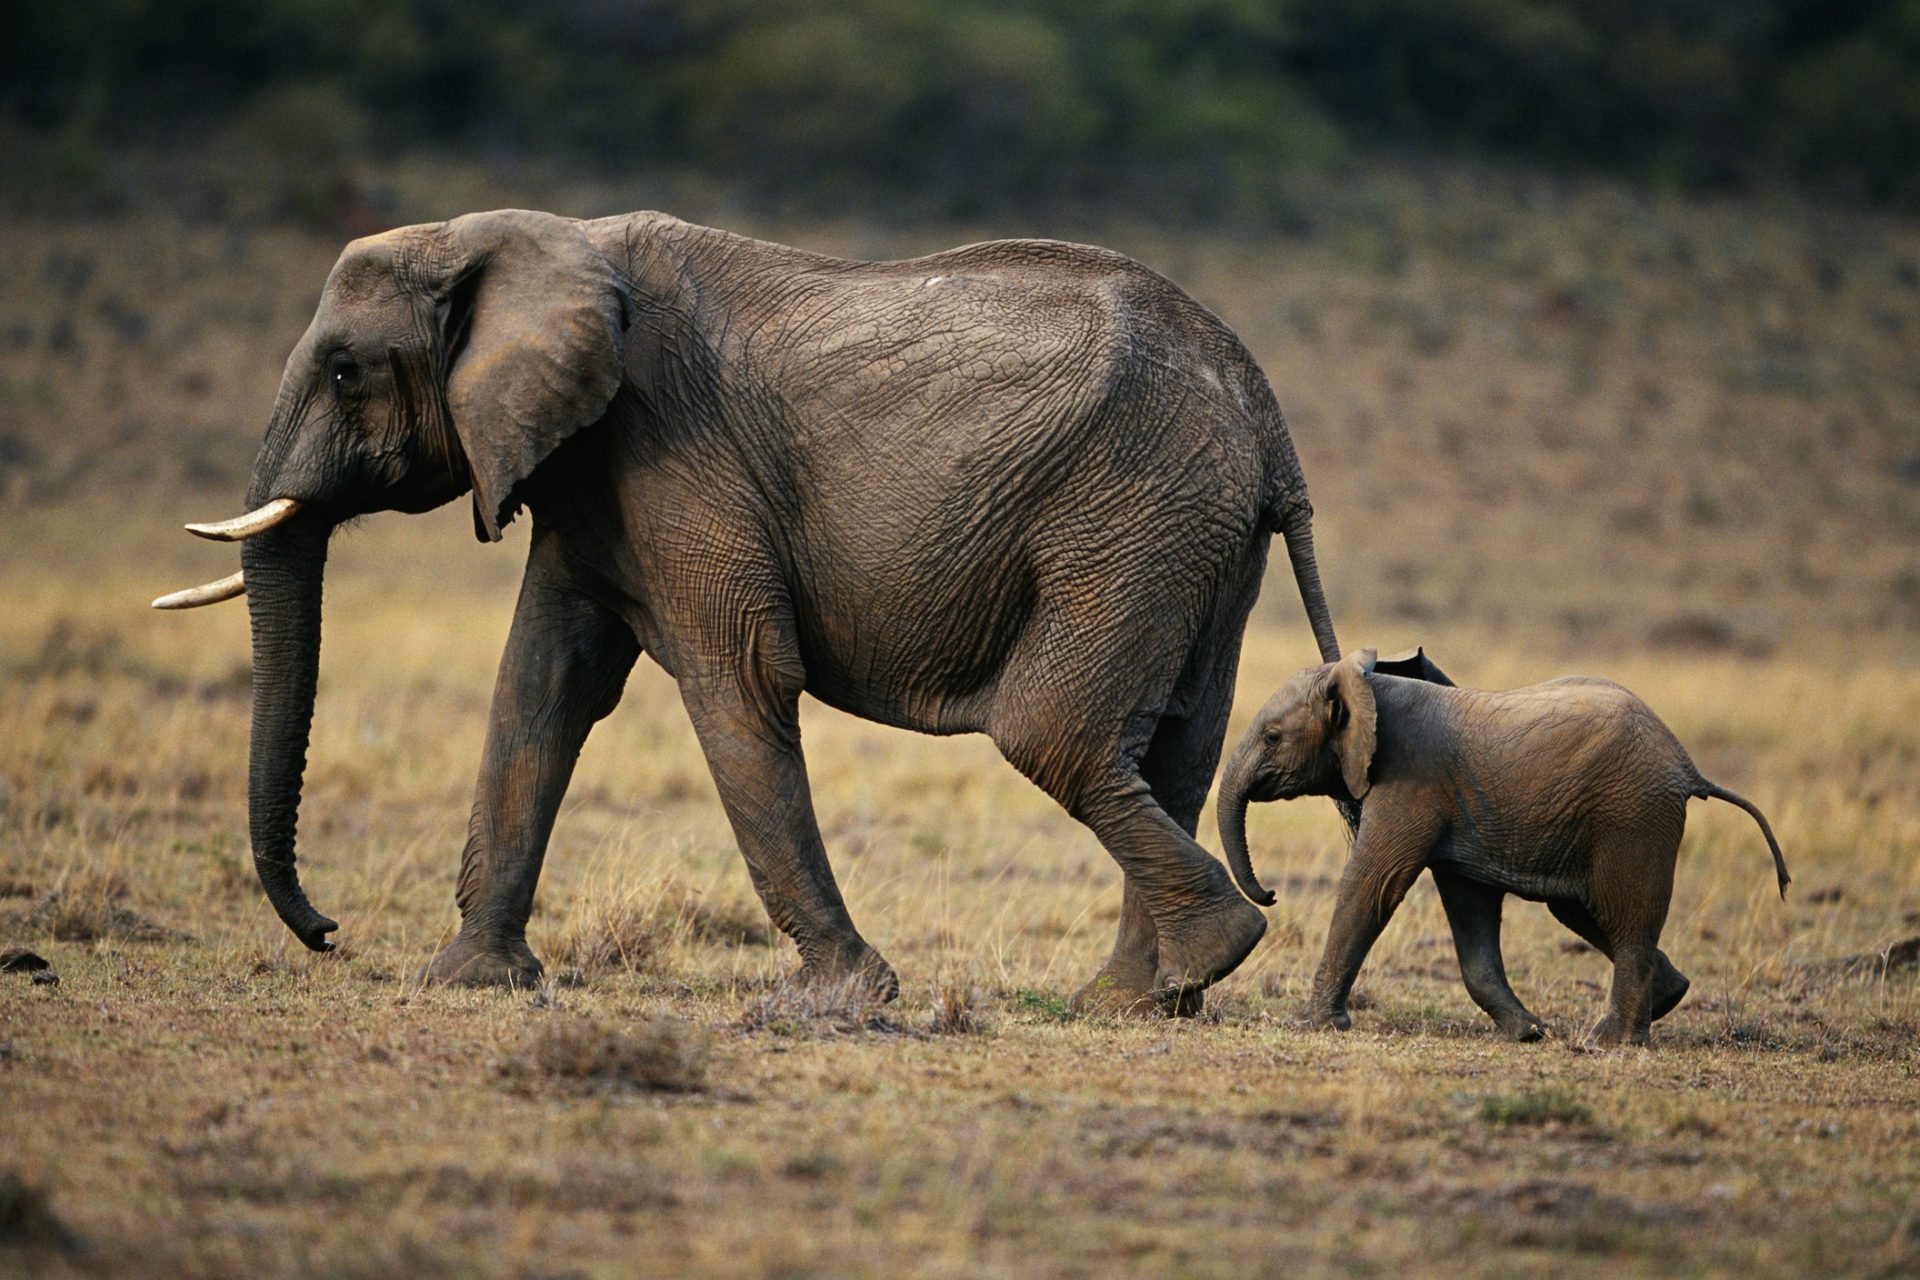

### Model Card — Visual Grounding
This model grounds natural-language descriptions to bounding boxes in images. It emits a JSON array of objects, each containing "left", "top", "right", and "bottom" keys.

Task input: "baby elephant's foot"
[
  {"left": 1151, "top": 894, "right": 1267, "bottom": 1007},
  {"left": 1586, "top": 1013, "right": 1652, "bottom": 1048},
  {"left": 1651, "top": 960, "right": 1691, "bottom": 1022},
  {"left": 1298, "top": 1004, "right": 1352, "bottom": 1031},
  {"left": 421, "top": 933, "right": 543, "bottom": 989}
]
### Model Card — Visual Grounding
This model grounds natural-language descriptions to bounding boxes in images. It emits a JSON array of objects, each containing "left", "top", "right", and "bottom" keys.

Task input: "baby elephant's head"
[{"left": 1217, "top": 649, "right": 1380, "bottom": 905}]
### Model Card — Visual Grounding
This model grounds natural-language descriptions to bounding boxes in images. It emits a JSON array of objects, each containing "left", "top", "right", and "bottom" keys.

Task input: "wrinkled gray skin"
[
  {"left": 1218, "top": 648, "right": 1790, "bottom": 1045},
  {"left": 213, "top": 209, "right": 1348, "bottom": 1014}
]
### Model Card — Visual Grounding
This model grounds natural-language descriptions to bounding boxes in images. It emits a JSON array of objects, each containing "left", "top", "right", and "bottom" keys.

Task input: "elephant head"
[
  {"left": 1217, "top": 649, "right": 1380, "bottom": 906},
  {"left": 153, "top": 210, "right": 630, "bottom": 950},
  {"left": 1217, "top": 646, "right": 1456, "bottom": 905}
]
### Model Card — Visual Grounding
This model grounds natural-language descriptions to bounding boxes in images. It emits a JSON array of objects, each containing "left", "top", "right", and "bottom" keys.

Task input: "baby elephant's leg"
[
  {"left": 1547, "top": 899, "right": 1690, "bottom": 1021},
  {"left": 1592, "top": 937, "right": 1658, "bottom": 1047},
  {"left": 1432, "top": 870, "right": 1545, "bottom": 1042},
  {"left": 1575, "top": 892, "right": 1674, "bottom": 1047},
  {"left": 1302, "top": 804, "right": 1439, "bottom": 1030}
]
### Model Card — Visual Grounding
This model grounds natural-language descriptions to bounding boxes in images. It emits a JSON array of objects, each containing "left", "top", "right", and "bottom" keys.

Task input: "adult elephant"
[{"left": 155, "top": 209, "right": 1343, "bottom": 1015}]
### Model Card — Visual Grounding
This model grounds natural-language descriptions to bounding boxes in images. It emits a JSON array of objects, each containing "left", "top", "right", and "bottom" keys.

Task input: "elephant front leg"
[
  {"left": 1301, "top": 807, "right": 1438, "bottom": 1030},
  {"left": 679, "top": 676, "right": 896, "bottom": 999},
  {"left": 1433, "top": 869, "right": 1544, "bottom": 1042},
  {"left": 424, "top": 558, "right": 639, "bottom": 988}
]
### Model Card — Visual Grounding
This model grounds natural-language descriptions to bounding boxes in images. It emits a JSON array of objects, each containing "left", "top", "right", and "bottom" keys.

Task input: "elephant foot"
[
  {"left": 1586, "top": 1013, "right": 1651, "bottom": 1048},
  {"left": 1069, "top": 969, "right": 1204, "bottom": 1019},
  {"left": 1494, "top": 1010, "right": 1547, "bottom": 1043},
  {"left": 794, "top": 940, "right": 899, "bottom": 1004},
  {"left": 1298, "top": 1003, "right": 1351, "bottom": 1031},
  {"left": 1651, "top": 961, "right": 1691, "bottom": 1022},
  {"left": 1150, "top": 893, "right": 1266, "bottom": 1006},
  {"left": 421, "top": 934, "right": 543, "bottom": 989}
]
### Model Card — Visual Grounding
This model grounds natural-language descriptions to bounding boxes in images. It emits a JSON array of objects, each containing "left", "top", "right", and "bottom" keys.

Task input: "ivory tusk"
[
  {"left": 151, "top": 571, "right": 245, "bottom": 610},
  {"left": 185, "top": 497, "right": 304, "bottom": 542}
]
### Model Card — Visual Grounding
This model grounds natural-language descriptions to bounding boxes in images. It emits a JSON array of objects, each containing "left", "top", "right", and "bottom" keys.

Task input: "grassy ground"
[{"left": 2, "top": 162, "right": 1918, "bottom": 1277}]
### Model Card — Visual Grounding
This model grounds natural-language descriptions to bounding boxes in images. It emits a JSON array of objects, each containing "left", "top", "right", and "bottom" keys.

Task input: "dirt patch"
[
  {"left": 1478, "top": 1086, "right": 1596, "bottom": 1130},
  {"left": 177, "top": 1159, "right": 681, "bottom": 1214},
  {"left": 1646, "top": 612, "right": 1774, "bottom": 657},
  {"left": 1082, "top": 1107, "right": 1343, "bottom": 1161},
  {"left": 1829, "top": 936, "right": 1920, "bottom": 979},
  {"left": 498, "top": 1015, "right": 709, "bottom": 1095},
  {"left": 21, "top": 888, "right": 185, "bottom": 943},
  {"left": 737, "top": 978, "right": 904, "bottom": 1038},
  {"left": 1434, "top": 1178, "right": 1704, "bottom": 1249}
]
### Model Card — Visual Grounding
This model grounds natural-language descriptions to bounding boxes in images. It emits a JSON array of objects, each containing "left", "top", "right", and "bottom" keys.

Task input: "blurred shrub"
[
  {"left": 2, "top": 0, "right": 1917, "bottom": 216},
  {"left": 220, "top": 81, "right": 370, "bottom": 225},
  {"left": 1771, "top": 2, "right": 1920, "bottom": 205}
]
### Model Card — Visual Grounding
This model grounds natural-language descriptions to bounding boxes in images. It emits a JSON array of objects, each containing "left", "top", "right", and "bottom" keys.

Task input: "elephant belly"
[
  {"left": 1432, "top": 835, "right": 1591, "bottom": 904},
  {"left": 789, "top": 549, "right": 1035, "bottom": 735}
]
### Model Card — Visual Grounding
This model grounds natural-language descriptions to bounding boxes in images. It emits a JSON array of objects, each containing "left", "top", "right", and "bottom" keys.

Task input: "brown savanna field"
[{"left": 3, "top": 161, "right": 1918, "bottom": 1277}]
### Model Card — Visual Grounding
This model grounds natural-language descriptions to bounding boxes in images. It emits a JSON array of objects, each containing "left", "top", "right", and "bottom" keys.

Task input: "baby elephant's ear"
[{"left": 1331, "top": 653, "right": 1378, "bottom": 800}]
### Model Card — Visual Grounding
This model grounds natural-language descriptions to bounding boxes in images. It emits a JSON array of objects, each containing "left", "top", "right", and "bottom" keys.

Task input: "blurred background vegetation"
[
  {"left": 6, "top": 0, "right": 1920, "bottom": 222},
  {"left": 1, "top": 0, "right": 1916, "bottom": 658}
]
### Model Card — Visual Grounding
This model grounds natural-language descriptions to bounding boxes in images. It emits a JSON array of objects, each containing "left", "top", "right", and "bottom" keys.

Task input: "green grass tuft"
[{"left": 1479, "top": 1086, "right": 1595, "bottom": 1129}]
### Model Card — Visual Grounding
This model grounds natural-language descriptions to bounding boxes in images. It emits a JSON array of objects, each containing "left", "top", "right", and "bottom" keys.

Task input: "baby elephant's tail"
[{"left": 1695, "top": 780, "right": 1791, "bottom": 898}]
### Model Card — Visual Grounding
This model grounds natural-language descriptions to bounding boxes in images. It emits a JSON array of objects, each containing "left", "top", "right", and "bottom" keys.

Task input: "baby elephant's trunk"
[
  {"left": 1697, "top": 780, "right": 1792, "bottom": 897},
  {"left": 1216, "top": 749, "right": 1277, "bottom": 906}
]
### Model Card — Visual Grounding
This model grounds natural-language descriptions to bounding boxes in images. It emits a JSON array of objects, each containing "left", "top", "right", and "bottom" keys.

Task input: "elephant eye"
[
  {"left": 329, "top": 352, "right": 358, "bottom": 391},
  {"left": 1263, "top": 727, "right": 1283, "bottom": 746}
]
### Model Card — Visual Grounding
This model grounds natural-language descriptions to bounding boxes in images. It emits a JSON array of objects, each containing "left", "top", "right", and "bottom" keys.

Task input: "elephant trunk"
[
  {"left": 240, "top": 516, "right": 339, "bottom": 951},
  {"left": 1280, "top": 507, "right": 1341, "bottom": 666},
  {"left": 1217, "top": 748, "right": 1276, "bottom": 907}
]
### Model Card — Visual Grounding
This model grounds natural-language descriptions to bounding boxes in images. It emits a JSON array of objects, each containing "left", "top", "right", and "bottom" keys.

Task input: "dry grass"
[{"left": 2, "top": 164, "right": 1918, "bottom": 1277}]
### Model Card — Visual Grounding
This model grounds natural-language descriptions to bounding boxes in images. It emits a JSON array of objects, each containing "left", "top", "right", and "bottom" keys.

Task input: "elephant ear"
[
  {"left": 1328, "top": 650, "right": 1378, "bottom": 800},
  {"left": 1372, "top": 645, "right": 1456, "bottom": 687},
  {"left": 437, "top": 210, "right": 626, "bottom": 542}
]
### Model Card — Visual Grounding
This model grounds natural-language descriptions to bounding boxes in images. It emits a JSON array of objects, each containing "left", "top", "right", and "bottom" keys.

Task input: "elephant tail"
[
  {"left": 1695, "top": 779, "right": 1791, "bottom": 899},
  {"left": 1271, "top": 494, "right": 1362, "bottom": 835},
  {"left": 1271, "top": 498, "right": 1341, "bottom": 667}
]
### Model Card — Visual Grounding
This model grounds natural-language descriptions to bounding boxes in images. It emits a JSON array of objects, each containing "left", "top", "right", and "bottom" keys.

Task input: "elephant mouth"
[{"left": 1243, "top": 772, "right": 1295, "bottom": 803}]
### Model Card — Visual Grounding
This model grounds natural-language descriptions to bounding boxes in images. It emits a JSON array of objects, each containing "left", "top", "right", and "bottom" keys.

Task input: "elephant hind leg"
[
  {"left": 1547, "top": 898, "right": 1690, "bottom": 1022},
  {"left": 1591, "top": 941, "right": 1659, "bottom": 1047},
  {"left": 996, "top": 571, "right": 1264, "bottom": 1012},
  {"left": 1072, "top": 877, "right": 1168, "bottom": 1018},
  {"left": 1574, "top": 839, "right": 1676, "bottom": 1047},
  {"left": 1022, "top": 753, "right": 1265, "bottom": 1007},
  {"left": 993, "top": 711, "right": 1263, "bottom": 1009},
  {"left": 1072, "top": 685, "right": 1236, "bottom": 1019}
]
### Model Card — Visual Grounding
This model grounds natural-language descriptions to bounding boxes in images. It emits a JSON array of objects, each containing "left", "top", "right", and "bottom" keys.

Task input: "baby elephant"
[{"left": 1218, "top": 648, "right": 1790, "bottom": 1046}]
